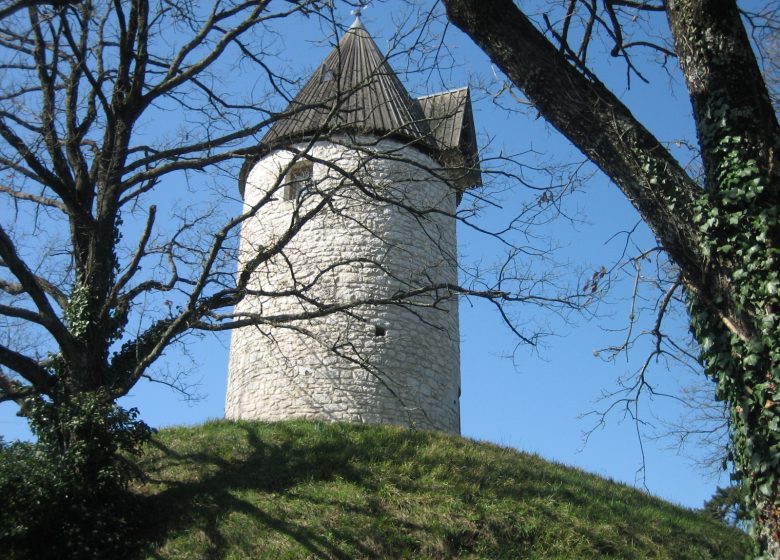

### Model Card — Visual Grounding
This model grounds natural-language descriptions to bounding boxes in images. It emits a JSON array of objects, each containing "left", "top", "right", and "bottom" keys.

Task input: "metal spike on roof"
[{"left": 261, "top": 17, "right": 432, "bottom": 149}]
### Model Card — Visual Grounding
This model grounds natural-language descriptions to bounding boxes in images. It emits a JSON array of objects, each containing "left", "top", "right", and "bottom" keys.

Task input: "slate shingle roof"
[
  {"left": 262, "top": 17, "right": 431, "bottom": 148},
  {"left": 249, "top": 17, "right": 481, "bottom": 194},
  {"left": 417, "top": 88, "right": 482, "bottom": 188}
]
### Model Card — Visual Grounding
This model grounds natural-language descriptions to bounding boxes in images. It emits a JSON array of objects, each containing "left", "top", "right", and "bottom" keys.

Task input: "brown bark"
[
  {"left": 666, "top": 0, "right": 780, "bottom": 192},
  {"left": 442, "top": 0, "right": 709, "bottom": 299},
  {"left": 442, "top": 0, "right": 760, "bottom": 345},
  {"left": 444, "top": 0, "right": 780, "bottom": 553}
]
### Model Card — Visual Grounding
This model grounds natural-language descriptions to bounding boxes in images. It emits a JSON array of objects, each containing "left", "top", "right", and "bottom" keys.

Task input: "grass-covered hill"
[{"left": 133, "top": 420, "right": 749, "bottom": 559}]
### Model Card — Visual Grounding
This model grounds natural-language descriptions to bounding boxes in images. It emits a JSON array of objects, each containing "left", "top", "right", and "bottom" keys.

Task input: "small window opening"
[
  {"left": 283, "top": 161, "right": 314, "bottom": 201},
  {"left": 319, "top": 67, "right": 336, "bottom": 83},
  {"left": 374, "top": 325, "right": 387, "bottom": 337}
]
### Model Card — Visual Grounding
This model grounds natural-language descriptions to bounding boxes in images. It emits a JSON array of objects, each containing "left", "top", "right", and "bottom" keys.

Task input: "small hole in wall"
[{"left": 374, "top": 325, "right": 386, "bottom": 337}]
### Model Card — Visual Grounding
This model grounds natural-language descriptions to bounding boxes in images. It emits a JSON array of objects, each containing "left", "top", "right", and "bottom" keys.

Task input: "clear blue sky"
[{"left": 0, "top": 0, "right": 730, "bottom": 510}]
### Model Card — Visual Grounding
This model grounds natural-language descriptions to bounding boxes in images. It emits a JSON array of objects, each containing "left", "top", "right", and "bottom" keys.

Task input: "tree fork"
[
  {"left": 442, "top": 0, "right": 707, "bottom": 299},
  {"left": 445, "top": 0, "right": 780, "bottom": 554}
]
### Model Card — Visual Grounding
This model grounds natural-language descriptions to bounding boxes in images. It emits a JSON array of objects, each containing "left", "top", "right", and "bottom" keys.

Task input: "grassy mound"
[{"left": 133, "top": 420, "right": 749, "bottom": 559}]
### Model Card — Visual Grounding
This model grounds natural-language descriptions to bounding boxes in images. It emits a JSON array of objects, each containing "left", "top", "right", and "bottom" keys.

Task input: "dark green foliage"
[
  {"left": 705, "top": 485, "right": 750, "bottom": 529},
  {"left": 0, "top": 439, "right": 60, "bottom": 543},
  {"left": 0, "top": 391, "right": 152, "bottom": 559},
  {"left": 687, "top": 122, "right": 780, "bottom": 550}
]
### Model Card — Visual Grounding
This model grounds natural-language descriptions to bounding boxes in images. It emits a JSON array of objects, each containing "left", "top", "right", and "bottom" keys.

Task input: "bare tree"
[
  {"left": 444, "top": 0, "right": 780, "bottom": 554},
  {"left": 0, "top": 0, "right": 322, "bottom": 415},
  {"left": 0, "top": 0, "right": 591, "bottom": 520}
]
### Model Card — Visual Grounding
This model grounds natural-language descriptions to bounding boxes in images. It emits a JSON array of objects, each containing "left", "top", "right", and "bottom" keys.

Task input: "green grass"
[{"left": 132, "top": 420, "right": 750, "bottom": 559}]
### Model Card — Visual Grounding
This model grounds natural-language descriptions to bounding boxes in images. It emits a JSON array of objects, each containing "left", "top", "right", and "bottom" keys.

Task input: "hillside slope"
[{"left": 133, "top": 420, "right": 749, "bottom": 559}]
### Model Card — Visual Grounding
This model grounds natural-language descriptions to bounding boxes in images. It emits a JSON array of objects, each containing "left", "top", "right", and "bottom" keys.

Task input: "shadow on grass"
[
  {"left": 133, "top": 423, "right": 384, "bottom": 559},
  {"left": 128, "top": 421, "right": 749, "bottom": 560}
]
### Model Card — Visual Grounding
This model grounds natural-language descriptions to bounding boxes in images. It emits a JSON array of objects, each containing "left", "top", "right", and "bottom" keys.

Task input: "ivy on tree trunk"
[{"left": 444, "top": 0, "right": 780, "bottom": 554}]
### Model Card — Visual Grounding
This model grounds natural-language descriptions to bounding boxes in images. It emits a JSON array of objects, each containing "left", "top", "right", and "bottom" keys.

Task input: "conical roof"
[{"left": 261, "top": 17, "right": 432, "bottom": 149}]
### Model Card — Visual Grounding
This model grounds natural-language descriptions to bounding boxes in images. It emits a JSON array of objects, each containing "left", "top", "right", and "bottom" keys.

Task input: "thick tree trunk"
[
  {"left": 665, "top": 0, "right": 779, "bottom": 192},
  {"left": 444, "top": 0, "right": 780, "bottom": 554},
  {"left": 665, "top": 2, "right": 780, "bottom": 555},
  {"left": 442, "top": 0, "right": 711, "bottom": 307}
]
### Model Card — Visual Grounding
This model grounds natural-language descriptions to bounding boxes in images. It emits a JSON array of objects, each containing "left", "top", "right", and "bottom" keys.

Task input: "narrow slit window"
[{"left": 283, "top": 161, "right": 314, "bottom": 201}]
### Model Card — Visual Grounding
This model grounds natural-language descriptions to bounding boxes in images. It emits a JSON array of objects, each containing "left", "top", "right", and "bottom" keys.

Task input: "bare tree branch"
[{"left": 0, "top": 225, "right": 75, "bottom": 353}]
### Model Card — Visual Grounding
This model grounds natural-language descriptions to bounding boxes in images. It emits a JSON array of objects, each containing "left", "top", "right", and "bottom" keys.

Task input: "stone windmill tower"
[{"left": 225, "top": 16, "right": 480, "bottom": 434}]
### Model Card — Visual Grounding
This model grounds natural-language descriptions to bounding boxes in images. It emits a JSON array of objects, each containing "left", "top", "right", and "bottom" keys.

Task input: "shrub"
[{"left": 0, "top": 392, "right": 153, "bottom": 559}]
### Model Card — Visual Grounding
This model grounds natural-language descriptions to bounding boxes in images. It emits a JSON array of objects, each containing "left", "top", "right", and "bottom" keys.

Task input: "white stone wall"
[{"left": 225, "top": 137, "right": 460, "bottom": 433}]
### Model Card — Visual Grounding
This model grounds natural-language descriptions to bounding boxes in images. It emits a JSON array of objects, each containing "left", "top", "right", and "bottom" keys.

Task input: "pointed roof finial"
[
  {"left": 260, "top": 9, "right": 432, "bottom": 152},
  {"left": 351, "top": 0, "right": 368, "bottom": 20}
]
